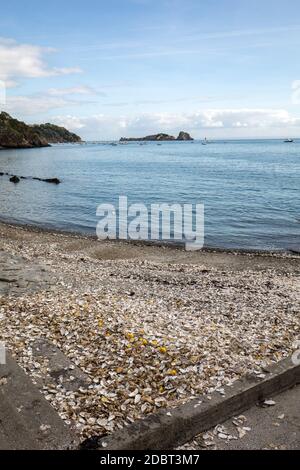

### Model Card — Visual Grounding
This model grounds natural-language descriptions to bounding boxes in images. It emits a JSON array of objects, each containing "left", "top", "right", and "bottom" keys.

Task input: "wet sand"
[{"left": 0, "top": 221, "right": 299, "bottom": 273}]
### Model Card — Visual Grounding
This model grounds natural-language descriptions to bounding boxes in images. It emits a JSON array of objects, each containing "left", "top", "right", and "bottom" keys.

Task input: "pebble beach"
[{"left": 0, "top": 222, "right": 299, "bottom": 441}]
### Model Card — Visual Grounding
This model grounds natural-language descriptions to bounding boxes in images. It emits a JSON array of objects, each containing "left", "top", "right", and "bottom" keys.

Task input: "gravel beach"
[{"left": 0, "top": 222, "right": 299, "bottom": 441}]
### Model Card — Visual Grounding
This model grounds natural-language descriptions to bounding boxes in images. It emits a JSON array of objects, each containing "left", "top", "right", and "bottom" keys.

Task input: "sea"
[{"left": 0, "top": 139, "right": 299, "bottom": 252}]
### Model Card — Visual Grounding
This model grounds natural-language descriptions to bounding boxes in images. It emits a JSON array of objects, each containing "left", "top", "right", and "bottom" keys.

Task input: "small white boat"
[{"left": 284, "top": 138, "right": 294, "bottom": 143}]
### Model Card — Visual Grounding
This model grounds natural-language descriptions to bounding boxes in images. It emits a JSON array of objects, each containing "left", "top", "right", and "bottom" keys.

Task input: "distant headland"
[
  {"left": 120, "top": 131, "right": 194, "bottom": 142},
  {"left": 0, "top": 112, "right": 82, "bottom": 149}
]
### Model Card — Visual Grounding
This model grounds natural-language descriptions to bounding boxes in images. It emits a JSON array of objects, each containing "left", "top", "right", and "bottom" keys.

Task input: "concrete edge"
[
  {"left": 0, "top": 353, "right": 79, "bottom": 450},
  {"left": 95, "top": 356, "right": 300, "bottom": 450}
]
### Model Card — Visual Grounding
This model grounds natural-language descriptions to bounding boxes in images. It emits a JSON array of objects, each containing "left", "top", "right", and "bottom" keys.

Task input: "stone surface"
[
  {"left": 94, "top": 357, "right": 300, "bottom": 450},
  {"left": 0, "top": 353, "right": 79, "bottom": 450},
  {"left": 31, "top": 339, "right": 89, "bottom": 392},
  {"left": 183, "top": 385, "right": 300, "bottom": 450},
  {"left": 0, "top": 251, "right": 55, "bottom": 296}
]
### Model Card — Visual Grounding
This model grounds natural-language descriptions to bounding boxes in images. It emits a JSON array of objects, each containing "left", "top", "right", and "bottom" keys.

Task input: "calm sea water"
[{"left": 0, "top": 139, "right": 299, "bottom": 251}]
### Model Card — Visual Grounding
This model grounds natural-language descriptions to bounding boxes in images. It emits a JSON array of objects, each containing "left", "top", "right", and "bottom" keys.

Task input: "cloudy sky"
[{"left": 1, "top": 0, "right": 300, "bottom": 140}]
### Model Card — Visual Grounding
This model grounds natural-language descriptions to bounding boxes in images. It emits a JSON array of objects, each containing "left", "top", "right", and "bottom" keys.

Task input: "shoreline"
[
  {"left": 0, "top": 217, "right": 298, "bottom": 259},
  {"left": 1, "top": 220, "right": 300, "bottom": 276}
]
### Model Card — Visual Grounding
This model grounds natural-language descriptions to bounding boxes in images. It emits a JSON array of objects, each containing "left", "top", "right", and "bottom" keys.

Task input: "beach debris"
[
  {"left": 0, "top": 227, "right": 299, "bottom": 440},
  {"left": 237, "top": 427, "right": 247, "bottom": 439},
  {"left": 193, "top": 401, "right": 202, "bottom": 408},
  {"left": 40, "top": 424, "right": 51, "bottom": 433},
  {"left": 263, "top": 399, "right": 276, "bottom": 407},
  {"left": 232, "top": 415, "right": 247, "bottom": 426}
]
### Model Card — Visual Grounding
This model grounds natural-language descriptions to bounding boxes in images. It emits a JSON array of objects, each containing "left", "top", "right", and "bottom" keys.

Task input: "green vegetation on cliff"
[
  {"left": 31, "top": 123, "right": 82, "bottom": 144},
  {"left": 0, "top": 112, "right": 81, "bottom": 149}
]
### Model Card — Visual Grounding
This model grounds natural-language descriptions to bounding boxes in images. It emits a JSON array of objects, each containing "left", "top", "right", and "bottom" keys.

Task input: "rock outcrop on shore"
[
  {"left": 31, "top": 123, "right": 82, "bottom": 144},
  {"left": 0, "top": 112, "right": 82, "bottom": 149},
  {"left": 177, "top": 131, "right": 193, "bottom": 141},
  {"left": 120, "top": 131, "right": 194, "bottom": 142},
  {"left": 120, "top": 133, "right": 176, "bottom": 142}
]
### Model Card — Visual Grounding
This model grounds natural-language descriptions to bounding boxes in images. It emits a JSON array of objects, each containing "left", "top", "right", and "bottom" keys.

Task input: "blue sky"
[{"left": 1, "top": 0, "right": 300, "bottom": 139}]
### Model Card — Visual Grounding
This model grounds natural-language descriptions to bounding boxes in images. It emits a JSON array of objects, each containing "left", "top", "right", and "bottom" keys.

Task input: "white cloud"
[
  {"left": 51, "top": 67, "right": 82, "bottom": 76},
  {"left": 51, "top": 115, "right": 87, "bottom": 130},
  {"left": 1, "top": 85, "right": 99, "bottom": 115},
  {"left": 0, "top": 80, "right": 5, "bottom": 105},
  {"left": 292, "top": 80, "right": 300, "bottom": 104},
  {"left": 2, "top": 95, "right": 74, "bottom": 115},
  {"left": 52, "top": 108, "right": 300, "bottom": 140},
  {"left": 47, "top": 85, "right": 97, "bottom": 96},
  {"left": 0, "top": 38, "right": 81, "bottom": 84}
]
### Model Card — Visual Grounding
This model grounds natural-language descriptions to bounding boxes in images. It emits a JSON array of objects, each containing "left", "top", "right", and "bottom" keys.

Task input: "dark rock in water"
[
  {"left": 120, "top": 133, "right": 176, "bottom": 142},
  {"left": 9, "top": 175, "right": 20, "bottom": 184},
  {"left": 44, "top": 178, "right": 61, "bottom": 184},
  {"left": 120, "top": 131, "right": 194, "bottom": 142},
  {"left": 32, "top": 177, "right": 61, "bottom": 184},
  {"left": 0, "top": 172, "right": 61, "bottom": 184},
  {"left": 177, "top": 131, "right": 194, "bottom": 141}
]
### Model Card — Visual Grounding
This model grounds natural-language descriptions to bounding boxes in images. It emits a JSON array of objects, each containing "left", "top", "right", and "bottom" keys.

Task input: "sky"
[{"left": 0, "top": 0, "right": 300, "bottom": 140}]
